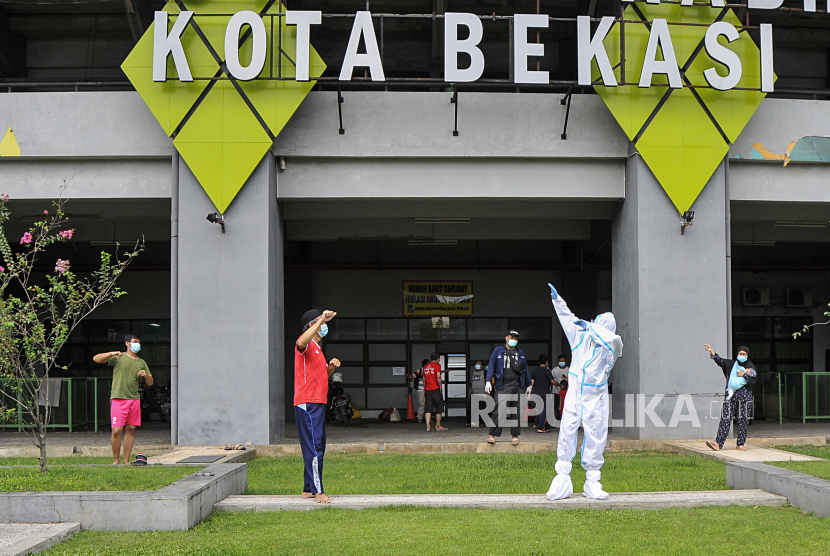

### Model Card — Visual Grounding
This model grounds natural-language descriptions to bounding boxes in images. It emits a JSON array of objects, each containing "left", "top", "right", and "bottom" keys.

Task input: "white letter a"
[{"left": 339, "top": 12, "right": 385, "bottom": 81}]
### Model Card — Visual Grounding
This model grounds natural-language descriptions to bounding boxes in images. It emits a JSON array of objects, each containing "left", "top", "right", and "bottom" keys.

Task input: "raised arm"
[
  {"left": 549, "top": 283, "right": 583, "bottom": 348},
  {"left": 93, "top": 351, "right": 121, "bottom": 364}
]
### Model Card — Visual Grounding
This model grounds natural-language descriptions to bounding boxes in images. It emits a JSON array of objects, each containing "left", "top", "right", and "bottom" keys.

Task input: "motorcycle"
[
  {"left": 155, "top": 383, "right": 172, "bottom": 423},
  {"left": 326, "top": 373, "right": 353, "bottom": 427},
  {"left": 138, "top": 381, "right": 151, "bottom": 421}
]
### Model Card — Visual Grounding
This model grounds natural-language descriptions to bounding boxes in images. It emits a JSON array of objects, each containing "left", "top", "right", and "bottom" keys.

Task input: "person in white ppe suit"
[{"left": 546, "top": 283, "right": 623, "bottom": 500}]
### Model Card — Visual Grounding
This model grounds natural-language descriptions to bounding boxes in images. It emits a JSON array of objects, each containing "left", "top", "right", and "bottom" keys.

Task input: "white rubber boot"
[
  {"left": 583, "top": 470, "right": 609, "bottom": 500},
  {"left": 546, "top": 461, "right": 574, "bottom": 500}
]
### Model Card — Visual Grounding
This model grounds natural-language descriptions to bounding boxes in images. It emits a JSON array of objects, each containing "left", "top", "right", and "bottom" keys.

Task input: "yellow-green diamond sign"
[
  {"left": 122, "top": 0, "right": 325, "bottom": 213},
  {"left": 593, "top": 3, "right": 773, "bottom": 214}
]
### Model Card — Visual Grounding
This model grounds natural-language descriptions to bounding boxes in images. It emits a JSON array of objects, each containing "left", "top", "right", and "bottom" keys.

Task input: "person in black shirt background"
[{"left": 530, "top": 354, "right": 560, "bottom": 433}]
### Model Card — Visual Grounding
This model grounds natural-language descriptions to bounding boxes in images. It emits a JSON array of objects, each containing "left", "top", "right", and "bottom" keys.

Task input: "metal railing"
[
  {"left": 784, "top": 372, "right": 830, "bottom": 423},
  {"left": 756, "top": 372, "right": 783, "bottom": 425},
  {"left": 0, "top": 377, "right": 110, "bottom": 432}
]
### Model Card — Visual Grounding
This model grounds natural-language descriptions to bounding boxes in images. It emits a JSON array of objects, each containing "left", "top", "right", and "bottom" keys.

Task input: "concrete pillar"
[
  {"left": 611, "top": 152, "right": 727, "bottom": 440},
  {"left": 177, "top": 155, "right": 284, "bottom": 445}
]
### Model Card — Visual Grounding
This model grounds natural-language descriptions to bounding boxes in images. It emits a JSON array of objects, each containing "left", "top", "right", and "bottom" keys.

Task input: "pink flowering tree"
[{"left": 0, "top": 193, "right": 143, "bottom": 472}]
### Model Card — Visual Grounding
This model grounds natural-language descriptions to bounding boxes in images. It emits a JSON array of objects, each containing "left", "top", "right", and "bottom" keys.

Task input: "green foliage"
[
  {"left": 45, "top": 506, "right": 830, "bottom": 556},
  {"left": 245, "top": 451, "right": 728, "bottom": 495},
  {"left": 0, "top": 191, "right": 142, "bottom": 471},
  {"left": 0, "top": 464, "right": 201, "bottom": 492}
]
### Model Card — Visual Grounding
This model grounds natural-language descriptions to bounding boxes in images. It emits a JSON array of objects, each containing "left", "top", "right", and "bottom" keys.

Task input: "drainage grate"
[{"left": 177, "top": 455, "right": 225, "bottom": 464}]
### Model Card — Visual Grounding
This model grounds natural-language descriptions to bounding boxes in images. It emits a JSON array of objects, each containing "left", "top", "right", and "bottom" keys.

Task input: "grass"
[
  {"left": 44, "top": 505, "right": 830, "bottom": 556},
  {"left": 770, "top": 444, "right": 830, "bottom": 480},
  {"left": 246, "top": 451, "right": 728, "bottom": 495},
  {"left": 0, "top": 456, "right": 113, "bottom": 466},
  {"left": 770, "top": 461, "right": 830, "bottom": 481},
  {"left": 0, "top": 463, "right": 201, "bottom": 492},
  {"left": 774, "top": 444, "right": 830, "bottom": 459}
]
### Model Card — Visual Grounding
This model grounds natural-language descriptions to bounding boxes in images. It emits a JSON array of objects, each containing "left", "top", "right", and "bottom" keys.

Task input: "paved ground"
[
  {"left": 1, "top": 418, "right": 827, "bottom": 456},
  {"left": 215, "top": 489, "right": 786, "bottom": 512},
  {"left": 0, "top": 421, "right": 170, "bottom": 449},
  {"left": 0, "top": 523, "right": 79, "bottom": 556}
]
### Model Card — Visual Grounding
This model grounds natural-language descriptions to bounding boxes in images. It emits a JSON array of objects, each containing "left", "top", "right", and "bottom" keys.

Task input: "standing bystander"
[
  {"left": 485, "top": 330, "right": 531, "bottom": 445},
  {"left": 423, "top": 353, "right": 448, "bottom": 431},
  {"left": 406, "top": 359, "right": 427, "bottom": 423},
  {"left": 530, "top": 355, "right": 560, "bottom": 433},
  {"left": 93, "top": 334, "right": 153, "bottom": 466}
]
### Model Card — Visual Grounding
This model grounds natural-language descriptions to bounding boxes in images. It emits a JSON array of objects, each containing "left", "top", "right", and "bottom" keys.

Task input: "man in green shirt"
[{"left": 94, "top": 334, "right": 153, "bottom": 465}]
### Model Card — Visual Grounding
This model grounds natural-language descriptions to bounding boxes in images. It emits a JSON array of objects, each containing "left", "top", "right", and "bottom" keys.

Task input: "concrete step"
[
  {"left": 215, "top": 489, "right": 786, "bottom": 512},
  {"left": 665, "top": 441, "right": 824, "bottom": 463},
  {"left": 0, "top": 523, "right": 79, "bottom": 556}
]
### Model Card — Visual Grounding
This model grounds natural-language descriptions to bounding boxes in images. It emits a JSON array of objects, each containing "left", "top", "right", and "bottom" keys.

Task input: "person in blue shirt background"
[{"left": 484, "top": 329, "right": 531, "bottom": 445}]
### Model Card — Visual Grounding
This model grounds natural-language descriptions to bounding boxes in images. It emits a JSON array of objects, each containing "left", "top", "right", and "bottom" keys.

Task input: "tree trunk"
[{"left": 37, "top": 427, "right": 47, "bottom": 473}]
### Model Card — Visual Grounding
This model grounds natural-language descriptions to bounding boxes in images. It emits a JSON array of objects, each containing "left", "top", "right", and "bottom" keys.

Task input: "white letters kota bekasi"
[
  {"left": 513, "top": 14, "right": 549, "bottom": 84},
  {"left": 639, "top": 18, "right": 682, "bottom": 89},
  {"left": 225, "top": 11, "right": 267, "bottom": 81},
  {"left": 577, "top": 16, "right": 617, "bottom": 87},
  {"left": 339, "top": 11, "right": 386, "bottom": 81},
  {"left": 153, "top": 10, "right": 193, "bottom": 82},
  {"left": 149, "top": 7, "right": 781, "bottom": 96},
  {"left": 444, "top": 12, "right": 485, "bottom": 83},
  {"left": 703, "top": 21, "right": 742, "bottom": 91},
  {"left": 286, "top": 11, "right": 322, "bottom": 82}
]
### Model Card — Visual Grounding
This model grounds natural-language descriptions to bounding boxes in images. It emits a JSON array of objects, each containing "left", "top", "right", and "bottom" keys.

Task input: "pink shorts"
[{"left": 110, "top": 399, "right": 141, "bottom": 428}]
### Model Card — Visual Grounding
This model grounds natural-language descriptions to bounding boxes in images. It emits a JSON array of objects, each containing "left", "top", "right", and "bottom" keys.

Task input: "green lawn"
[
  {"left": 0, "top": 464, "right": 200, "bottom": 491},
  {"left": 246, "top": 451, "right": 727, "bottom": 495},
  {"left": 45, "top": 506, "right": 830, "bottom": 556},
  {"left": 0, "top": 456, "right": 113, "bottom": 466},
  {"left": 774, "top": 444, "right": 830, "bottom": 459},
  {"left": 770, "top": 444, "right": 830, "bottom": 480}
]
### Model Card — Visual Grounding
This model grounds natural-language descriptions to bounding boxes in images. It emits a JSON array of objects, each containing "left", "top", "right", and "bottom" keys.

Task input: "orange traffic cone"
[{"left": 405, "top": 393, "right": 416, "bottom": 420}]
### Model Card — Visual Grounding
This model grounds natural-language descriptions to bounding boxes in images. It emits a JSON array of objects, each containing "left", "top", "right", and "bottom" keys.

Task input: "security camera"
[
  {"left": 680, "top": 210, "right": 694, "bottom": 235},
  {"left": 206, "top": 212, "right": 225, "bottom": 233}
]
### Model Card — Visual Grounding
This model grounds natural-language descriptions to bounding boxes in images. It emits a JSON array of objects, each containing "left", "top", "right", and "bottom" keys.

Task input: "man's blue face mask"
[
  {"left": 558, "top": 361, "right": 566, "bottom": 368},
  {"left": 318, "top": 323, "right": 328, "bottom": 338},
  {"left": 737, "top": 354, "right": 747, "bottom": 363},
  {"left": 129, "top": 342, "right": 141, "bottom": 354},
  {"left": 507, "top": 339, "right": 518, "bottom": 348}
]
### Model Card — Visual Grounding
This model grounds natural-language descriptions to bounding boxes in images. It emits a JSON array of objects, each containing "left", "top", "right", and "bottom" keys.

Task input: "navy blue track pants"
[{"left": 295, "top": 402, "right": 327, "bottom": 494}]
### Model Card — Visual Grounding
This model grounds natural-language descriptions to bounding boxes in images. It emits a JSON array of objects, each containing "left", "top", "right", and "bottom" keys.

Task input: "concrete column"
[
  {"left": 611, "top": 152, "right": 727, "bottom": 440},
  {"left": 177, "top": 155, "right": 284, "bottom": 445}
]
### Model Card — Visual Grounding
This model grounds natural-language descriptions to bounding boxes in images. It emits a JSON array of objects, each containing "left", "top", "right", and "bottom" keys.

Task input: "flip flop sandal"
[
  {"left": 511, "top": 438, "right": 520, "bottom": 446},
  {"left": 486, "top": 436, "right": 496, "bottom": 444},
  {"left": 705, "top": 440, "right": 720, "bottom": 451},
  {"left": 224, "top": 444, "right": 234, "bottom": 450}
]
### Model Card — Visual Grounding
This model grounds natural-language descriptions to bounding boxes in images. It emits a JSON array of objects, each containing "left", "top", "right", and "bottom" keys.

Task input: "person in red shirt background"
[
  {"left": 295, "top": 309, "right": 341, "bottom": 503},
  {"left": 422, "top": 352, "right": 448, "bottom": 432}
]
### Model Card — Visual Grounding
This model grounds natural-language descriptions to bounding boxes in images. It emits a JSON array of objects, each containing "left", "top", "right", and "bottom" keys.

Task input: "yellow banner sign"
[{"left": 403, "top": 281, "right": 473, "bottom": 316}]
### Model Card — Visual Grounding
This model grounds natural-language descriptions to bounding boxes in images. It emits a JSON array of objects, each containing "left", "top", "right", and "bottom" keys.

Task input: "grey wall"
[
  {"left": 612, "top": 154, "right": 727, "bottom": 440},
  {"left": 177, "top": 155, "right": 284, "bottom": 446}
]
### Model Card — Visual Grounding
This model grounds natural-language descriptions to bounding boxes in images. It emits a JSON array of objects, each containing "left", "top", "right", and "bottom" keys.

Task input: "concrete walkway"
[
  {"left": 215, "top": 489, "right": 786, "bottom": 512},
  {"left": 665, "top": 441, "right": 825, "bottom": 463}
]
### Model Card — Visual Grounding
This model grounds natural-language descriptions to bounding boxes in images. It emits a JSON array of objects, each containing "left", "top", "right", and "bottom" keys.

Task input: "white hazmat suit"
[{"left": 546, "top": 285, "right": 623, "bottom": 500}]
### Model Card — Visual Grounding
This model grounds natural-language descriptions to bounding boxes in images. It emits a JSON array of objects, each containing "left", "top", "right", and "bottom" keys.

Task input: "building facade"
[{"left": 1, "top": 1, "right": 829, "bottom": 444}]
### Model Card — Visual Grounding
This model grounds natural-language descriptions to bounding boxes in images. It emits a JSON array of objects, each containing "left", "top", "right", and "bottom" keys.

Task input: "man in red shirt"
[
  {"left": 295, "top": 309, "right": 341, "bottom": 503},
  {"left": 423, "top": 352, "right": 448, "bottom": 432}
]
